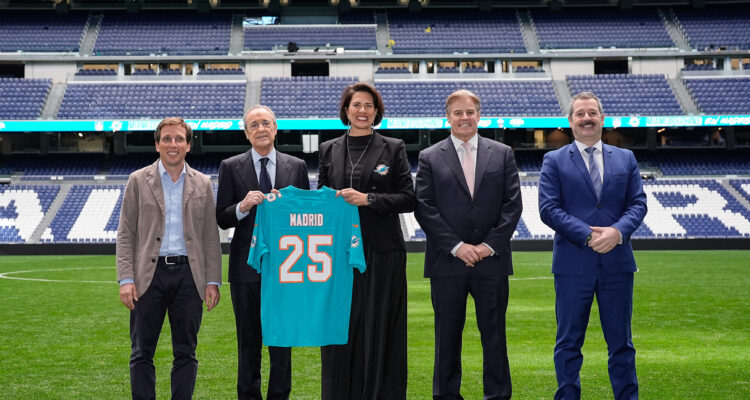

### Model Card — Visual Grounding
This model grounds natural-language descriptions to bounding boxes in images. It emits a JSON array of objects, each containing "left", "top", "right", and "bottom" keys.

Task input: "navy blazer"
[
  {"left": 318, "top": 131, "right": 416, "bottom": 252},
  {"left": 216, "top": 149, "right": 310, "bottom": 283},
  {"left": 415, "top": 136, "right": 522, "bottom": 278},
  {"left": 538, "top": 143, "right": 647, "bottom": 275}
]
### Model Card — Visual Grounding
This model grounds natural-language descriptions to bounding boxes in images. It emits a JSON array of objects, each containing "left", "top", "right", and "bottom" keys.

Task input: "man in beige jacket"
[{"left": 116, "top": 117, "right": 222, "bottom": 400}]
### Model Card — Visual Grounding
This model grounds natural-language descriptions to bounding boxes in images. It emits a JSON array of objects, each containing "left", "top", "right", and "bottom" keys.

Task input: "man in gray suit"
[
  {"left": 216, "top": 105, "right": 310, "bottom": 400},
  {"left": 415, "top": 90, "right": 522, "bottom": 400},
  {"left": 117, "top": 117, "right": 222, "bottom": 400}
]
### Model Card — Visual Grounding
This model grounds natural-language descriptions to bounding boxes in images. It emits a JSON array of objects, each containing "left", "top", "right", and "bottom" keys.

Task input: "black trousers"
[
  {"left": 430, "top": 272, "right": 511, "bottom": 400},
  {"left": 231, "top": 281, "right": 292, "bottom": 400},
  {"left": 129, "top": 261, "right": 203, "bottom": 400},
  {"left": 321, "top": 248, "right": 408, "bottom": 400}
]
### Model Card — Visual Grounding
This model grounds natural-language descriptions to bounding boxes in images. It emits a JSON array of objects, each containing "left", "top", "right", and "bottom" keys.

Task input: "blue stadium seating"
[
  {"left": 57, "top": 82, "right": 245, "bottom": 119},
  {"left": 531, "top": 9, "right": 674, "bottom": 49},
  {"left": 386, "top": 10, "right": 526, "bottom": 54},
  {"left": 0, "top": 78, "right": 52, "bottom": 120},
  {"left": 0, "top": 12, "right": 86, "bottom": 52},
  {"left": 674, "top": 6, "right": 750, "bottom": 50},
  {"left": 375, "top": 80, "right": 560, "bottom": 117},
  {"left": 684, "top": 77, "right": 750, "bottom": 114},
  {"left": 46, "top": 185, "right": 123, "bottom": 243},
  {"left": 93, "top": 12, "right": 231, "bottom": 56},
  {"left": 567, "top": 74, "right": 683, "bottom": 115},
  {"left": 260, "top": 76, "right": 358, "bottom": 118},
  {"left": 0, "top": 185, "right": 59, "bottom": 243}
]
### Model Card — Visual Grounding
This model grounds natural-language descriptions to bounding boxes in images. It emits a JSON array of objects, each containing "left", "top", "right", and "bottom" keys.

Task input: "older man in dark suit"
[
  {"left": 415, "top": 90, "right": 522, "bottom": 400},
  {"left": 216, "top": 105, "right": 310, "bottom": 400}
]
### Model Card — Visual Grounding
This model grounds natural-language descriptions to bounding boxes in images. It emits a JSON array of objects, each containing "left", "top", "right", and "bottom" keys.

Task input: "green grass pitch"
[{"left": 1, "top": 250, "right": 748, "bottom": 399}]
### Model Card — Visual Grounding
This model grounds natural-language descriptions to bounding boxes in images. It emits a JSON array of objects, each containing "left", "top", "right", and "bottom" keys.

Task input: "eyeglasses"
[
  {"left": 160, "top": 135, "right": 186, "bottom": 144},
  {"left": 247, "top": 120, "right": 274, "bottom": 131}
]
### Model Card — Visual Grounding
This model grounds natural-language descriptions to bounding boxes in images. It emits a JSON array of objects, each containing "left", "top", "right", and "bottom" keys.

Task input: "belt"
[{"left": 158, "top": 255, "right": 189, "bottom": 265}]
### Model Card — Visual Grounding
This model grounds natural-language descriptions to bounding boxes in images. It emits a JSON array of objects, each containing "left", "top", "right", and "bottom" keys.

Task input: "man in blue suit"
[
  {"left": 539, "top": 92, "right": 647, "bottom": 400},
  {"left": 416, "top": 90, "right": 522, "bottom": 400}
]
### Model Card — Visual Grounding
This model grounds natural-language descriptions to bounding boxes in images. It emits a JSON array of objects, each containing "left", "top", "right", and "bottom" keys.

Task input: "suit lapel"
[
  {"left": 145, "top": 161, "right": 166, "bottom": 216},
  {"left": 568, "top": 143, "right": 598, "bottom": 199},
  {"left": 358, "top": 132, "right": 386, "bottom": 191},
  {"left": 237, "top": 150, "right": 259, "bottom": 192},
  {"left": 600, "top": 144, "right": 614, "bottom": 197},
  {"left": 275, "top": 152, "right": 290, "bottom": 189},
  {"left": 330, "top": 135, "right": 347, "bottom": 188},
  {"left": 439, "top": 137, "right": 472, "bottom": 198},
  {"left": 182, "top": 162, "right": 195, "bottom": 212},
  {"left": 473, "top": 136, "right": 492, "bottom": 194}
]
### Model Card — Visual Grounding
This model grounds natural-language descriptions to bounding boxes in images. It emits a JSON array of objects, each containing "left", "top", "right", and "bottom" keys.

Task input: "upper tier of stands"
[
  {"left": 375, "top": 80, "right": 560, "bottom": 117},
  {"left": 58, "top": 82, "right": 245, "bottom": 119},
  {"left": 260, "top": 76, "right": 358, "bottom": 118},
  {"left": 530, "top": 9, "right": 674, "bottom": 49},
  {"left": 93, "top": 12, "right": 232, "bottom": 56},
  {"left": 244, "top": 25, "right": 377, "bottom": 51},
  {"left": 567, "top": 74, "right": 683, "bottom": 115},
  {"left": 0, "top": 12, "right": 87, "bottom": 52},
  {"left": 386, "top": 10, "right": 526, "bottom": 54},
  {"left": 684, "top": 77, "right": 750, "bottom": 114},
  {"left": 2, "top": 7, "right": 750, "bottom": 54},
  {"left": 0, "top": 78, "right": 51, "bottom": 120},
  {"left": 674, "top": 6, "right": 750, "bottom": 50}
]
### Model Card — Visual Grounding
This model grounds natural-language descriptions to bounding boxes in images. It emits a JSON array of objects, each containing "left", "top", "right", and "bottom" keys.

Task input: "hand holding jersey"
[{"left": 248, "top": 186, "right": 366, "bottom": 347}]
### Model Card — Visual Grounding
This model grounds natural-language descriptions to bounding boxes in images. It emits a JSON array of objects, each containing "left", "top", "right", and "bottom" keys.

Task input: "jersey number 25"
[{"left": 279, "top": 235, "right": 333, "bottom": 283}]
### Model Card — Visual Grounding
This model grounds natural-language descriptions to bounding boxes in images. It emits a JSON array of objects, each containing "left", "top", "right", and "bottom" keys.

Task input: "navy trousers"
[
  {"left": 129, "top": 261, "right": 203, "bottom": 400},
  {"left": 553, "top": 270, "right": 638, "bottom": 400}
]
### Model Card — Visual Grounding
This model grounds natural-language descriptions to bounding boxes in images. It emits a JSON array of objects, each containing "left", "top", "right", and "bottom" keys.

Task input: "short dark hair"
[
  {"left": 339, "top": 82, "right": 385, "bottom": 126},
  {"left": 154, "top": 117, "right": 192, "bottom": 144},
  {"left": 568, "top": 91, "right": 604, "bottom": 118}
]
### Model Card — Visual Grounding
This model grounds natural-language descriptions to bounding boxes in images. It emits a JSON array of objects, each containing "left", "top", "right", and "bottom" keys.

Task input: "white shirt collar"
[
  {"left": 157, "top": 159, "right": 186, "bottom": 178},
  {"left": 450, "top": 133, "right": 479, "bottom": 150},
  {"left": 251, "top": 147, "right": 277, "bottom": 166},
  {"left": 574, "top": 139, "right": 602, "bottom": 154}
]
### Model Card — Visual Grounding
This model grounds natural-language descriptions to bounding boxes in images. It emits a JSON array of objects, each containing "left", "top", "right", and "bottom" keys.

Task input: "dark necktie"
[
  {"left": 585, "top": 147, "right": 602, "bottom": 198},
  {"left": 259, "top": 157, "right": 272, "bottom": 194}
]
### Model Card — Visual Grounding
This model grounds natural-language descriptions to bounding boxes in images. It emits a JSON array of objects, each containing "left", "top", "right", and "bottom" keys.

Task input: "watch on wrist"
[
  {"left": 367, "top": 193, "right": 375, "bottom": 206},
  {"left": 585, "top": 233, "right": 592, "bottom": 246}
]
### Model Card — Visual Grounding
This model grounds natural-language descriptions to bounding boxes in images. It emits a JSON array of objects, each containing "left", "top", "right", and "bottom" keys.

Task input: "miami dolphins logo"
[
  {"left": 351, "top": 236, "right": 361, "bottom": 248},
  {"left": 251, "top": 236, "right": 257, "bottom": 248},
  {"left": 373, "top": 164, "right": 389, "bottom": 176}
]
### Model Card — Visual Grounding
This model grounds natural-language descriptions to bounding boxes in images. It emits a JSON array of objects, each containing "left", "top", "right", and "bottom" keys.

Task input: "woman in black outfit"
[{"left": 318, "top": 82, "right": 416, "bottom": 400}]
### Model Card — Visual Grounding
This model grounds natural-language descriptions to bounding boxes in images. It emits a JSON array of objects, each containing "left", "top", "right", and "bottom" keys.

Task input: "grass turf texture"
[{"left": 0, "top": 251, "right": 748, "bottom": 399}]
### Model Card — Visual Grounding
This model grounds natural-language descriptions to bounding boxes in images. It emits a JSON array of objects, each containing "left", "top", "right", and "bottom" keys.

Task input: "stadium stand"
[
  {"left": 0, "top": 12, "right": 87, "bottom": 52},
  {"left": 0, "top": 154, "right": 103, "bottom": 176},
  {"left": 0, "top": 185, "right": 59, "bottom": 242},
  {"left": 93, "top": 12, "right": 232, "bottom": 55},
  {"left": 57, "top": 82, "right": 245, "bottom": 119},
  {"left": 45, "top": 184, "right": 123, "bottom": 243},
  {"left": 386, "top": 10, "right": 526, "bottom": 54},
  {"left": 684, "top": 77, "right": 750, "bottom": 114},
  {"left": 75, "top": 68, "right": 118, "bottom": 76},
  {"left": 375, "top": 80, "right": 560, "bottom": 117},
  {"left": 260, "top": 76, "right": 358, "bottom": 118},
  {"left": 567, "top": 74, "right": 683, "bottom": 115},
  {"left": 0, "top": 78, "right": 52, "bottom": 120},
  {"left": 673, "top": 6, "right": 750, "bottom": 50},
  {"left": 530, "top": 9, "right": 675, "bottom": 49},
  {"left": 243, "top": 25, "right": 377, "bottom": 51}
]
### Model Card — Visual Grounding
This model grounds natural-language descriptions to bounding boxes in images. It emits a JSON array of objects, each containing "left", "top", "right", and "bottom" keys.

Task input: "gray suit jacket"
[{"left": 116, "top": 160, "right": 222, "bottom": 300}]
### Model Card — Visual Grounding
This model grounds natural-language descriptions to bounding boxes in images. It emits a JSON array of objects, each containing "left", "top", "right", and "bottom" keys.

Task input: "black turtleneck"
[{"left": 344, "top": 134, "right": 373, "bottom": 190}]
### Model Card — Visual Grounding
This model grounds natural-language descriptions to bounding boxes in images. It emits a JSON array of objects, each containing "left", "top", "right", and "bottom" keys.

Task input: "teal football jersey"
[{"left": 248, "top": 186, "right": 366, "bottom": 347}]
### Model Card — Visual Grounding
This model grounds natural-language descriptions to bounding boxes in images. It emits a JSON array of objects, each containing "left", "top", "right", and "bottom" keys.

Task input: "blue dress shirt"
[{"left": 235, "top": 148, "right": 277, "bottom": 221}]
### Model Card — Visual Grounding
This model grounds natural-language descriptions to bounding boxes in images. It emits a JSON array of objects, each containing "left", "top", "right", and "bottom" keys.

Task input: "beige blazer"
[{"left": 116, "top": 160, "right": 222, "bottom": 300}]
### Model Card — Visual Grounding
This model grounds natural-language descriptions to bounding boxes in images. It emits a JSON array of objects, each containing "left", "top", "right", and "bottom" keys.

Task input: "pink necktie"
[{"left": 461, "top": 142, "right": 474, "bottom": 197}]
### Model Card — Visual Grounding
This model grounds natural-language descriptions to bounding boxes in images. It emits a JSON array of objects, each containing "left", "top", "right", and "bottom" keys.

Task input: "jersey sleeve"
[
  {"left": 248, "top": 201, "right": 268, "bottom": 274},
  {"left": 348, "top": 204, "right": 366, "bottom": 273}
]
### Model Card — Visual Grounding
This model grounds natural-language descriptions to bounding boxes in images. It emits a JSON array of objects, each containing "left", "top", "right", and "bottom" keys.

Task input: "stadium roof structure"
[{"left": 3, "top": 0, "right": 750, "bottom": 12}]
